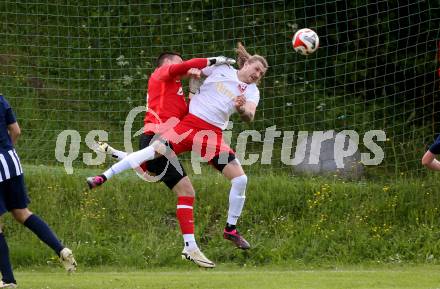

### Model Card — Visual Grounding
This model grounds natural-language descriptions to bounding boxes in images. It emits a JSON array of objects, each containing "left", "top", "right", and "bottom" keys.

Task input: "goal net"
[{"left": 0, "top": 1, "right": 439, "bottom": 176}]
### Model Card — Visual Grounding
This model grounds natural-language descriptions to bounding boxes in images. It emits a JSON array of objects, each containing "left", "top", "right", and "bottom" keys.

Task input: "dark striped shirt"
[
  {"left": 0, "top": 95, "right": 21, "bottom": 182},
  {"left": 0, "top": 148, "right": 23, "bottom": 181}
]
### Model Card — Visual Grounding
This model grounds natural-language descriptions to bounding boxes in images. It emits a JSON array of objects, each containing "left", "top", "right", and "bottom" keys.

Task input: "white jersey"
[{"left": 189, "top": 65, "right": 260, "bottom": 130}]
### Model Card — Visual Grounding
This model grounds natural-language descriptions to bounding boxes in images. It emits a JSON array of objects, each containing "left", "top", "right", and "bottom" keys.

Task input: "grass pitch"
[{"left": 13, "top": 265, "right": 440, "bottom": 289}]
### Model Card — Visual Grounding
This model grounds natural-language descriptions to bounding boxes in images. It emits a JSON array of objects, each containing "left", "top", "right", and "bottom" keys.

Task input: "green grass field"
[
  {"left": 2, "top": 165, "right": 440, "bottom": 288},
  {"left": 3, "top": 165, "right": 440, "bottom": 268},
  {"left": 11, "top": 265, "right": 440, "bottom": 289}
]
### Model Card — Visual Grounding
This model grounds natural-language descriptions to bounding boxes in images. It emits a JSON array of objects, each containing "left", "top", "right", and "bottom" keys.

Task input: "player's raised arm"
[
  {"left": 168, "top": 56, "right": 235, "bottom": 78},
  {"left": 167, "top": 58, "right": 209, "bottom": 78}
]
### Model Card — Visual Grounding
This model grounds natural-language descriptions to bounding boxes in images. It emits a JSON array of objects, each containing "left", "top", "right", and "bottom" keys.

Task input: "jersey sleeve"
[
  {"left": 245, "top": 86, "right": 260, "bottom": 106},
  {"left": 429, "top": 134, "right": 440, "bottom": 154},
  {"left": 201, "top": 64, "right": 232, "bottom": 78},
  {"left": 201, "top": 65, "right": 217, "bottom": 77},
  {"left": 0, "top": 96, "right": 16, "bottom": 125},
  {"left": 155, "top": 58, "right": 208, "bottom": 81},
  {"left": 168, "top": 58, "right": 208, "bottom": 78}
]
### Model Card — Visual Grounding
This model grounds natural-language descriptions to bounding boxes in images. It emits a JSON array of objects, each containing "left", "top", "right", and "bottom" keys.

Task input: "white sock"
[
  {"left": 112, "top": 149, "right": 127, "bottom": 160},
  {"left": 183, "top": 234, "right": 198, "bottom": 250},
  {"left": 227, "top": 175, "right": 247, "bottom": 225},
  {"left": 102, "top": 146, "right": 155, "bottom": 180}
]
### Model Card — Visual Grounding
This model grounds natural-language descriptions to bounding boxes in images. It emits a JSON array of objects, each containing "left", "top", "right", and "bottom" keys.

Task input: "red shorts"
[{"left": 161, "top": 114, "right": 234, "bottom": 161}]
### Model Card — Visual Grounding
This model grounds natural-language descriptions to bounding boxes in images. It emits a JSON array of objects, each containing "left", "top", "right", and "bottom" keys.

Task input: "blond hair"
[{"left": 235, "top": 42, "right": 268, "bottom": 71}]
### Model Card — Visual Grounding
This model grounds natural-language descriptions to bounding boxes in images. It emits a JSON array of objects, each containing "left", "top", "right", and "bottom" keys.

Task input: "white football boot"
[
  {"left": 59, "top": 248, "right": 77, "bottom": 273},
  {"left": 0, "top": 281, "right": 17, "bottom": 288},
  {"left": 181, "top": 247, "right": 215, "bottom": 268},
  {"left": 95, "top": 141, "right": 116, "bottom": 157}
]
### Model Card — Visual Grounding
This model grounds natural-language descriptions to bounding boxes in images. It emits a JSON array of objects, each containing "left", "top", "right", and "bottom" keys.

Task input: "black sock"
[
  {"left": 100, "top": 174, "right": 107, "bottom": 181},
  {"left": 0, "top": 233, "right": 16, "bottom": 284},
  {"left": 225, "top": 223, "right": 236, "bottom": 232},
  {"left": 23, "top": 214, "right": 64, "bottom": 255}
]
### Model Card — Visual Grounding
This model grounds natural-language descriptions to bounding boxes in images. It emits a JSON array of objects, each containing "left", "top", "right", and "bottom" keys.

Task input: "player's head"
[
  {"left": 235, "top": 43, "right": 268, "bottom": 84},
  {"left": 157, "top": 52, "right": 183, "bottom": 67},
  {"left": 239, "top": 56, "right": 268, "bottom": 84}
]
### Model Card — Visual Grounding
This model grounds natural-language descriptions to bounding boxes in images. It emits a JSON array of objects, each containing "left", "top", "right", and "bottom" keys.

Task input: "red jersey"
[{"left": 144, "top": 58, "right": 208, "bottom": 134}]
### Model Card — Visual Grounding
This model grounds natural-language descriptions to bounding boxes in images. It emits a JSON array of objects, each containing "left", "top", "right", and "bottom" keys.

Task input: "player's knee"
[
  {"left": 11, "top": 208, "right": 32, "bottom": 223},
  {"left": 173, "top": 177, "right": 195, "bottom": 197},
  {"left": 232, "top": 174, "right": 247, "bottom": 185},
  {"left": 421, "top": 157, "right": 431, "bottom": 167},
  {"left": 151, "top": 140, "right": 167, "bottom": 155},
  {"left": 176, "top": 190, "right": 195, "bottom": 197},
  {"left": 231, "top": 174, "right": 248, "bottom": 194},
  {"left": 174, "top": 184, "right": 195, "bottom": 197}
]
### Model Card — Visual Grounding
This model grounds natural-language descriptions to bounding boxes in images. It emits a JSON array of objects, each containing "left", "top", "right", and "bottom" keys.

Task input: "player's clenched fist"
[{"left": 234, "top": 95, "right": 246, "bottom": 112}]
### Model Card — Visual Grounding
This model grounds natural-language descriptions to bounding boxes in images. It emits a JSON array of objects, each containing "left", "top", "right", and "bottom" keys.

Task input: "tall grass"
[{"left": 2, "top": 165, "right": 440, "bottom": 268}]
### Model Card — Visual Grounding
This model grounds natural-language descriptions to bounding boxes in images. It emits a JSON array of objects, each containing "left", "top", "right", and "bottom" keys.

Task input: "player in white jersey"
[
  {"left": 87, "top": 43, "right": 268, "bottom": 250},
  {"left": 189, "top": 63, "right": 260, "bottom": 130}
]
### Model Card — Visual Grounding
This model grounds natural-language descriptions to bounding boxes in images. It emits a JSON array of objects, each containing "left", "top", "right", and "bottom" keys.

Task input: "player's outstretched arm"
[
  {"left": 207, "top": 56, "right": 236, "bottom": 66},
  {"left": 168, "top": 58, "right": 208, "bottom": 78},
  {"left": 168, "top": 57, "right": 235, "bottom": 78}
]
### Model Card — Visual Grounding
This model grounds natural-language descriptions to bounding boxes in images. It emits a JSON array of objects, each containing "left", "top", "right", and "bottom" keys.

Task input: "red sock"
[{"left": 176, "top": 196, "right": 194, "bottom": 234}]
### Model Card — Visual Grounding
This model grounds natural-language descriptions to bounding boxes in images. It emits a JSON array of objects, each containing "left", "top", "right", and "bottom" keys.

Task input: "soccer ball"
[{"left": 292, "top": 28, "right": 319, "bottom": 55}]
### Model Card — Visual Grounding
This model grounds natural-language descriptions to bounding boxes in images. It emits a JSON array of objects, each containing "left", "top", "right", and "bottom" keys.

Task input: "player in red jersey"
[{"left": 91, "top": 53, "right": 234, "bottom": 268}]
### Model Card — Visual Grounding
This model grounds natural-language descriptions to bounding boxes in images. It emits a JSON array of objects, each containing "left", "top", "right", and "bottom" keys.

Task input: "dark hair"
[{"left": 156, "top": 52, "right": 182, "bottom": 67}]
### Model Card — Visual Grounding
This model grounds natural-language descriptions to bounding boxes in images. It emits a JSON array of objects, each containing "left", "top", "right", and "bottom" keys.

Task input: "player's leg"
[
  {"left": 10, "top": 208, "right": 77, "bottom": 272},
  {"left": 0, "top": 227, "right": 16, "bottom": 288},
  {"left": 87, "top": 118, "right": 194, "bottom": 189},
  {"left": 86, "top": 140, "right": 165, "bottom": 188},
  {"left": 222, "top": 160, "right": 250, "bottom": 249},
  {"left": 169, "top": 177, "right": 215, "bottom": 268},
  {"left": 210, "top": 153, "right": 250, "bottom": 250},
  {"left": 196, "top": 126, "right": 250, "bottom": 250},
  {"left": 0, "top": 187, "right": 16, "bottom": 288},
  {"left": 92, "top": 141, "right": 149, "bottom": 179},
  {"left": 95, "top": 141, "right": 127, "bottom": 160},
  {"left": 0, "top": 228, "right": 16, "bottom": 288},
  {"left": 7, "top": 175, "right": 76, "bottom": 272},
  {"left": 140, "top": 133, "right": 214, "bottom": 267},
  {"left": 93, "top": 135, "right": 214, "bottom": 267}
]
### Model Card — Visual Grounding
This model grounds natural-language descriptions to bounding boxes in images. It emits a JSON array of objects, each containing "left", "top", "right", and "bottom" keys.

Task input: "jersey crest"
[{"left": 238, "top": 83, "right": 247, "bottom": 94}]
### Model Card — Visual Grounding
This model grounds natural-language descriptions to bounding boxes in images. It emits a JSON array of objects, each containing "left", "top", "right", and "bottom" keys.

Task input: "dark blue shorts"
[
  {"left": 0, "top": 174, "right": 30, "bottom": 216},
  {"left": 429, "top": 134, "right": 440, "bottom": 154}
]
